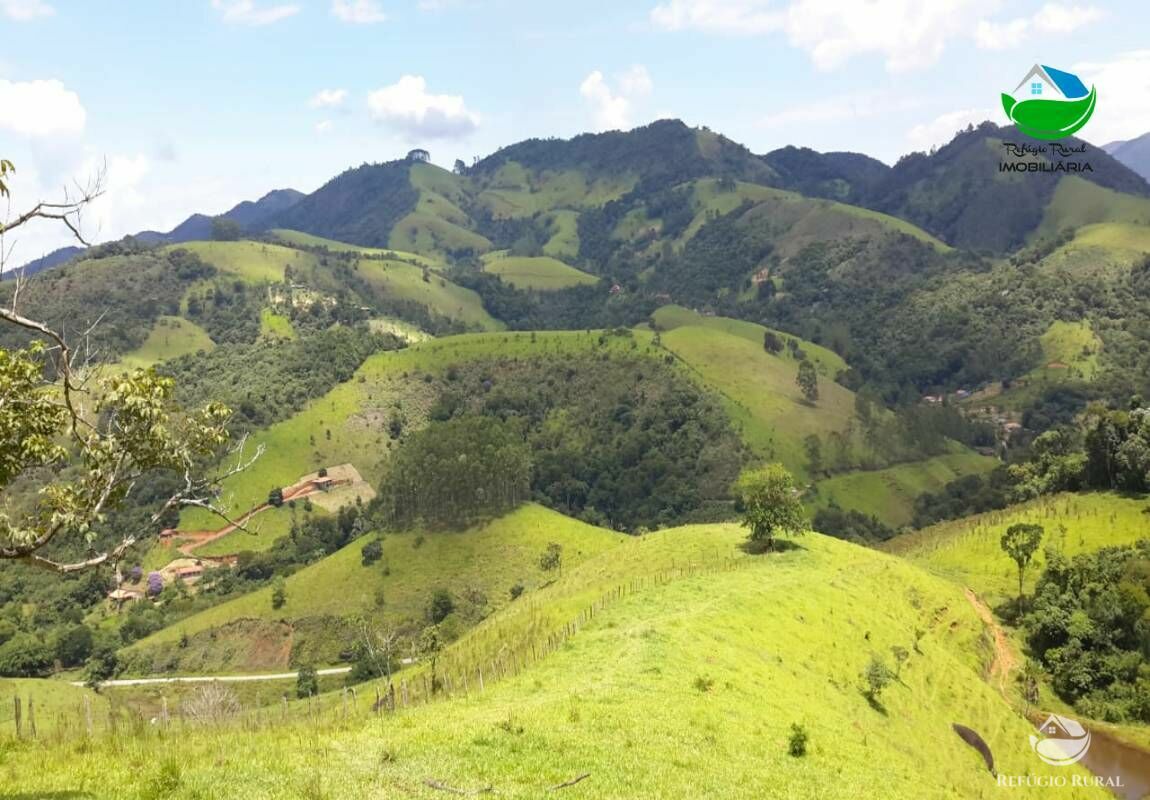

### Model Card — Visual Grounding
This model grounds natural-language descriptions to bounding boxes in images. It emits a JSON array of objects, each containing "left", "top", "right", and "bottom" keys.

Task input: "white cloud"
[
  {"left": 331, "top": 0, "right": 386, "bottom": 23},
  {"left": 580, "top": 66, "right": 654, "bottom": 132},
  {"left": 650, "top": 0, "right": 1102, "bottom": 71},
  {"left": 211, "top": 0, "right": 300, "bottom": 26},
  {"left": 618, "top": 65, "right": 654, "bottom": 98},
  {"left": 1036, "top": 2, "right": 1103, "bottom": 33},
  {"left": 367, "top": 75, "right": 480, "bottom": 140},
  {"left": 1, "top": 0, "right": 54, "bottom": 20},
  {"left": 974, "top": 18, "right": 1028, "bottom": 49},
  {"left": 580, "top": 72, "right": 629, "bottom": 131},
  {"left": 315, "top": 120, "right": 334, "bottom": 134},
  {"left": 309, "top": 88, "right": 348, "bottom": 108},
  {"left": 760, "top": 91, "right": 922, "bottom": 130},
  {"left": 1072, "top": 50, "right": 1150, "bottom": 145},
  {"left": 0, "top": 79, "right": 86, "bottom": 138},
  {"left": 650, "top": 0, "right": 781, "bottom": 35},
  {"left": 906, "top": 108, "right": 994, "bottom": 153},
  {"left": 976, "top": 3, "right": 1103, "bottom": 49}
]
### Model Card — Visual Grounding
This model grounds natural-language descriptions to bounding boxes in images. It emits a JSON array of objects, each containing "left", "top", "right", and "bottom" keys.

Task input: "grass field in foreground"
[
  {"left": 481, "top": 251, "right": 598, "bottom": 290},
  {"left": 1, "top": 526, "right": 1106, "bottom": 799},
  {"left": 0, "top": 678, "right": 109, "bottom": 736},
  {"left": 883, "top": 492, "right": 1150, "bottom": 605}
]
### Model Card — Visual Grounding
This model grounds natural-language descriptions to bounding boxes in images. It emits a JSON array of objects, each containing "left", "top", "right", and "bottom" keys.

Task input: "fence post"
[
  {"left": 27, "top": 697, "right": 35, "bottom": 739},
  {"left": 13, "top": 696, "right": 21, "bottom": 738}
]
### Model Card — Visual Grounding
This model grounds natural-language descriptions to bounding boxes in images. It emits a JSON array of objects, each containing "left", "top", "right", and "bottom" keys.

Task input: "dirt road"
[
  {"left": 963, "top": 587, "right": 1019, "bottom": 696},
  {"left": 72, "top": 667, "right": 351, "bottom": 688}
]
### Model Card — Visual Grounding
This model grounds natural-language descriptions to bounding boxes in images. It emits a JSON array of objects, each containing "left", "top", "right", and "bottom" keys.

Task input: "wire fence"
[{"left": 1, "top": 546, "right": 756, "bottom": 746}]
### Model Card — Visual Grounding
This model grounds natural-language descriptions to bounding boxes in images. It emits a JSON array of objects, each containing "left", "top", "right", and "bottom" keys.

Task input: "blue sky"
[{"left": 1, "top": 0, "right": 1148, "bottom": 261}]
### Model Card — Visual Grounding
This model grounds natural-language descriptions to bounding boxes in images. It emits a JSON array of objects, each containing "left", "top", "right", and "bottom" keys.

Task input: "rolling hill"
[
  {"left": 124, "top": 504, "right": 624, "bottom": 674},
  {"left": 882, "top": 492, "right": 1150, "bottom": 605},
  {"left": 6, "top": 522, "right": 1111, "bottom": 799}
]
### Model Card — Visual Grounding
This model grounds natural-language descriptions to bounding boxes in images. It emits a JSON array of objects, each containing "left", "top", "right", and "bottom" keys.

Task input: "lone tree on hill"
[
  {"left": 0, "top": 157, "right": 261, "bottom": 574},
  {"left": 796, "top": 360, "right": 819, "bottom": 404},
  {"left": 1001, "top": 523, "right": 1044, "bottom": 611},
  {"left": 733, "top": 464, "right": 805, "bottom": 552},
  {"left": 539, "top": 541, "right": 563, "bottom": 577}
]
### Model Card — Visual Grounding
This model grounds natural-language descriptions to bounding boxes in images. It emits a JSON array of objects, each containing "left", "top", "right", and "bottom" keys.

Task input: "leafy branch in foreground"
[{"left": 0, "top": 157, "right": 261, "bottom": 573}]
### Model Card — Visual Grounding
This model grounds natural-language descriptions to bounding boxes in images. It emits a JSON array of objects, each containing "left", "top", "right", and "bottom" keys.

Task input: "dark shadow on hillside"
[
  {"left": 991, "top": 596, "right": 1025, "bottom": 626},
  {"left": 860, "top": 691, "right": 889, "bottom": 716},
  {"left": 740, "top": 539, "right": 805, "bottom": 556}
]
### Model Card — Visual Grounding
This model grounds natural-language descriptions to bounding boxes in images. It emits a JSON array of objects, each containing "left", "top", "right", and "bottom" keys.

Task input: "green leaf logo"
[{"left": 1001, "top": 64, "right": 1097, "bottom": 141}]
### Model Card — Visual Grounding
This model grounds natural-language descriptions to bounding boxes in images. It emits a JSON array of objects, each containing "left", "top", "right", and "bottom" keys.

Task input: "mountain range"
[
  {"left": 1103, "top": 131, "right": 1150, "bottom": 182},
  {"left": 6, "top": 187, "right": 304, "bottom": 278},
  {"left": 13, "top": 119, "right": 1150, "bottom": 277}
]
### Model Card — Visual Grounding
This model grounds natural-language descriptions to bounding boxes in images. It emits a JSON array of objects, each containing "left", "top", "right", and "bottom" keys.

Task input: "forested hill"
[
  {"left": 12, "top": 117, "right": 1150, "bottom": 407},
  {"left": 249, "top": 119, "right": 1150, "bottom": 256},
  {"left": 472, "top": 119, "right": 778, "bottom": 186}
]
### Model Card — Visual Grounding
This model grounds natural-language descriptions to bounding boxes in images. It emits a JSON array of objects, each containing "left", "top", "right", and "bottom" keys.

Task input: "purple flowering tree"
[{"left": 146, "top": 571, "right": 164, "bottom": 597}]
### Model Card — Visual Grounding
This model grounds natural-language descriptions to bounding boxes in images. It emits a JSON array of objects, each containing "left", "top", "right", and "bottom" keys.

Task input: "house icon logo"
[
  {"left": 1029, "top": 714, "right": 1092, "bottom": 766},
  {"left": 1001, "top": 64, "right": 1097, "bottom": 140}
]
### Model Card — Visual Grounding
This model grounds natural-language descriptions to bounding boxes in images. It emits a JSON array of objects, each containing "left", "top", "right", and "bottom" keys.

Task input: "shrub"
[
  {"left": 788, "top": 723, "right": 809, "bottom": 757},
  {"left": 862, "top": 655, "right": 893, "bottom": 703},
  {"left": 181, "top": 684, "right": 241, "bottom": 724},
  {"left": 509, "top": 582, "right": 525, "bottom": 600},
  {"left": 693, "top": 674, "right": 715, "bottom": 693},
  {"left": 427, "top": 589, "right": 455, "bottom": 623},
  {"left": 361, "top": 539, "right": 383, "bottom": 566},
  {"left": 296, "top": 665, "right": 318, "bottom": 698},
  {"left": 271, "top": 577, "right": 287, "bottom": 610}
]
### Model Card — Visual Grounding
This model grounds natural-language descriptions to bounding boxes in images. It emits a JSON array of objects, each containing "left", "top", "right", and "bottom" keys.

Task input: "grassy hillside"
[
  {"left": 353, "top": 258, "right": 502, "bottom": 331},
  {"left": 481, "top": 251, "right": 598, "bottom": 290},
  {"left": 658, "top": 323, "right": 858, "bottom": 476},
  {"left": 883, "top": 492, "right": 1150, "bottom": 605},
  {"left": 651, "top": 305, "right": 846, "bottom": 375},
  {"left": 680, "top": 179, "right": 950, "bottom": 252},
  {"left": 1035, "top": 176, "right": 1150, "bottom": 239},
  {"left": 1041, "top": 222, "right": 1150, "bottom": 280},
  {"left": 810, "top": 451, "right": 998, "bottom": 528},
  {"left": 176, "top": 331, "right": 662, "bottom": 547},
  {"left": 0, "top": 678, "right": 109, "bottom": 736},
  {"left": 171, "top": 241, "right": 316, "bottom": 283},
  {"left": 119, "top": 316, "right": 216, "bottom": 368},
  {"left": 268, "top": 228, "right": 439, "bottom": 267},
  {"left": 474, "top": 164, "right": 632, "bottom": 218},
  {"left": 4, "top": 525, "right": 1106, "bottom": 798},
  {"left": 541, "top": 209, "right": 580, "bottom": 258},
  {"left": 127, "top": 505, "right": 624, "bottom": 672},
  {"left": 258, "top": 308, "right": 295, "bottom": 339}
]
